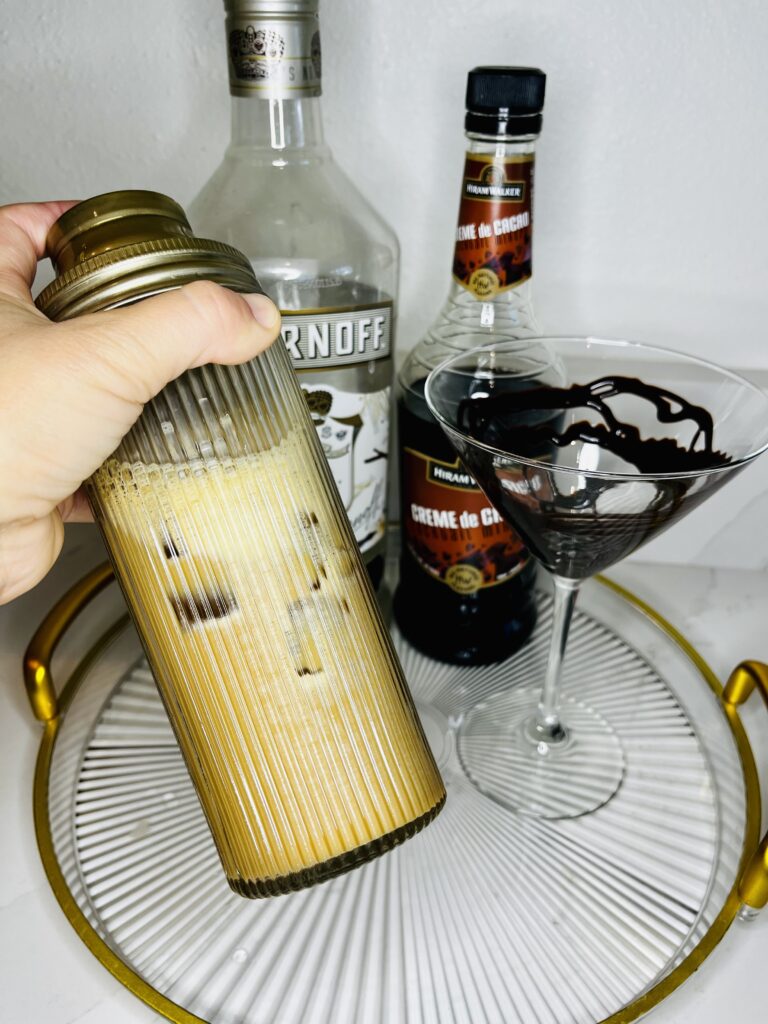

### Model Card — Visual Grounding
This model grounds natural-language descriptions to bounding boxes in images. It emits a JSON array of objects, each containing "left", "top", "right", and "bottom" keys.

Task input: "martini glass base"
[{"left": 457, "top": 687, "right": 626, "bottom": 819}]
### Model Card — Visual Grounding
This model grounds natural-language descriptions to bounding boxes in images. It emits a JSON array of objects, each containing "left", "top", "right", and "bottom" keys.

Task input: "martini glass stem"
[{"left": 534, "top": 576, "right": 581, "bottom": 745}]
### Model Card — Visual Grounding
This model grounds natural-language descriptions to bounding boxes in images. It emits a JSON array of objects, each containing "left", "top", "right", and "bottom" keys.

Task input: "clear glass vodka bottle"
[{"left": 190, "top": 0, "right": 399, "bottom": 588}]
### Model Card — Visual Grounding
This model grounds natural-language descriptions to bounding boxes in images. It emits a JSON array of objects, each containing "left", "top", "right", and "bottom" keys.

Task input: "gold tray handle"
[
  {"left": 723, "top": 660, "right": 768, "bottom": 914},
  {"left": 24, "top": 562, "right": 115, "bottom": 722}
]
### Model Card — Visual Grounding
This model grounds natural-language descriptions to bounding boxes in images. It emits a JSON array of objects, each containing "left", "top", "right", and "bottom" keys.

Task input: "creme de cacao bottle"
[{"left": 394, "top": 67, "right": 546, "bottom": 665}]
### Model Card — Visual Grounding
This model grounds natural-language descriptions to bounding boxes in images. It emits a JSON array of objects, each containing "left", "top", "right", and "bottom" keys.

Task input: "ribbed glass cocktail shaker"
[{"left": 37, "top": 191, "right": 445, "bottom": 897}]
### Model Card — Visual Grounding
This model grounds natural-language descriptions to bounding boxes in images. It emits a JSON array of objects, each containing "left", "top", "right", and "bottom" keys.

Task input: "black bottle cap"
[{"left": 465, "top": 66, "right": 546, "bottom": 137}]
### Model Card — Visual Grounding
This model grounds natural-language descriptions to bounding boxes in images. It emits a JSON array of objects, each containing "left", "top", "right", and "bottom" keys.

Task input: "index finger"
[{"left": 0, "top": 200, "right": 78, "bottom": 306}]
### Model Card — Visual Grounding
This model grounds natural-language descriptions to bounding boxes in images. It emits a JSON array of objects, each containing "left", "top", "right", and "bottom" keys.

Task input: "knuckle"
[
  {"left": 179, "top": 280, "right": 244, "bottom": 332},
  {"left": 0, "top": 204, "right": 22, "bottom": 229}
]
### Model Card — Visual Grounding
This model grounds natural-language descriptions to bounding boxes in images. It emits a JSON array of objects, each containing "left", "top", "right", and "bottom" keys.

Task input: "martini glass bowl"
[{"left": 425, "top": 336, "right": 768, "bottom": 819}]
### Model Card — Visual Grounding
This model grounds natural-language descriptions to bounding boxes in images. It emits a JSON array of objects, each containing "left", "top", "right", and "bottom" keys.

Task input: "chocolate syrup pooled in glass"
[{"left": 455, "top": 376, "right": 733, "bottom": 579}]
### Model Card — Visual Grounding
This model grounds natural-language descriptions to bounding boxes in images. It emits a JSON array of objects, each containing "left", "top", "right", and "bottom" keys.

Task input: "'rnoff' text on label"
[{"left": 281, "top": 305, "right": 392, "bottom": 369}]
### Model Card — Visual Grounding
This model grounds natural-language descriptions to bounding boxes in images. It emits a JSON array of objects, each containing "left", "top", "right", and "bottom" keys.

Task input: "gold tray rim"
[{"left": 30, "top": 571, "right": 762, "bottom": 1024}]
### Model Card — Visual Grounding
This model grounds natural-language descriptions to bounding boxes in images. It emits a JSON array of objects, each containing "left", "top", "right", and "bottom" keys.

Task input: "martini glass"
[{"left": 425, "top": 336, "right": 768, "bottom": 819}]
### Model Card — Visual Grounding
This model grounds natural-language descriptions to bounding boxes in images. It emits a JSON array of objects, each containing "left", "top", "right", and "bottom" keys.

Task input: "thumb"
[{"left": 61, "top": 280, "right": 281, "bottom": 407}]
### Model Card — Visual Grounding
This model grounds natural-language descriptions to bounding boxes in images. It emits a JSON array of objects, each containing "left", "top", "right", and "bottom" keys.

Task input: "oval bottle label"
[{"left": 452, "top": 153, "right": 535, "bottom": 299}]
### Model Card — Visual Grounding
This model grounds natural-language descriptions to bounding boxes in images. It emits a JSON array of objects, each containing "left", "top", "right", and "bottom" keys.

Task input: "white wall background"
[{"left": 1, "top": 0, "right": 767, "bottom": 567}]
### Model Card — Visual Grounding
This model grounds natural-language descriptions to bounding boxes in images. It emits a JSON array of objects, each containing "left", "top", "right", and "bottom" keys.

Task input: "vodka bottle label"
[
  {"left": 285, "top": 302, "right": 393, "bottom": 555},
  {"left": 281, "top": 302, "right": 392, "bottom": 368}
]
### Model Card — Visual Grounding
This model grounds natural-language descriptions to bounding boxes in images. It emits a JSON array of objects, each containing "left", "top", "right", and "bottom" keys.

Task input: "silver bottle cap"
[{"left": 224, "top": 0, "right": 318, "bottom": 13}]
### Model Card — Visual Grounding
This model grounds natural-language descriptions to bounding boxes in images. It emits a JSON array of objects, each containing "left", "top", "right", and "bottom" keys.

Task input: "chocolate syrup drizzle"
[
  {"left": 453, "top": 376, "right": 733, "bottom": 578},
  {"left": 458, "top": 376, "right": 729, "bottom": 474}
]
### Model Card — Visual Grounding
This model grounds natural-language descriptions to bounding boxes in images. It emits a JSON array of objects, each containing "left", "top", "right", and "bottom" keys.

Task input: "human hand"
[{"left": 0, "top": 201, "right": 281, "bottom": 604}]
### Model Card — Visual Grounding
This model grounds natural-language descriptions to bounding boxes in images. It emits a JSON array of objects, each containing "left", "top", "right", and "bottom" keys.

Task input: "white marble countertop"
[{"left": 1, "top": 525, "right": 767, "bottom": 1024}]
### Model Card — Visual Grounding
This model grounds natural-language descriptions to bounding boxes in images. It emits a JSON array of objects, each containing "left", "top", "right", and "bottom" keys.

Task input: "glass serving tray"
[{"left": 23, "top": 562, "right": 768, "bottom": 1024}]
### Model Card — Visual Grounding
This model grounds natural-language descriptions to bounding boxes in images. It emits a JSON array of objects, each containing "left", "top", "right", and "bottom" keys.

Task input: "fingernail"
[{"left": 243, "top": 293, "right": 281, "bottom": 330}]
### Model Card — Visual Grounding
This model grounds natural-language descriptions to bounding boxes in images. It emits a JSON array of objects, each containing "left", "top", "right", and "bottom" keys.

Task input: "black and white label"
[
  {"left": 283, "top": 303, "right": 392, "bottom": 555},
  {"left": 302, "top": 382, "right": 390, "bottom": 556}
]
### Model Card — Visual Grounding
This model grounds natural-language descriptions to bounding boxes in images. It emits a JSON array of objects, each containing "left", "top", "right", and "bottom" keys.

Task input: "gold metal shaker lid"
[
  {"left": 45, "top": 191, "right": 192, "bottom": 274},
  {"left": 37, "top": 190, "right": 258, "bottom": 322}
]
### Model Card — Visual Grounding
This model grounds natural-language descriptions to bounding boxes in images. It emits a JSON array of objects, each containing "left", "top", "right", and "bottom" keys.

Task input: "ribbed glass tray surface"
[{"left": 44, "top": 576, "right": 750, "bottom": 1024}]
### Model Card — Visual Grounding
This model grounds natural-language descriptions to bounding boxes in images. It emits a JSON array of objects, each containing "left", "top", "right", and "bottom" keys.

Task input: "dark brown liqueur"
[
  {"left": 394, "top": 378, "right": 537, "bottom": 665},
  {"left": 456, "top": 376, "right": 734, "bottom": 579}
]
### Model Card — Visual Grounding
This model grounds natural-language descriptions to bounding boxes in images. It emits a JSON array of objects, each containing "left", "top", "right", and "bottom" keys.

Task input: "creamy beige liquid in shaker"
[{"left": 37, "top": 192, "right": 445, "bottom": 897}]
